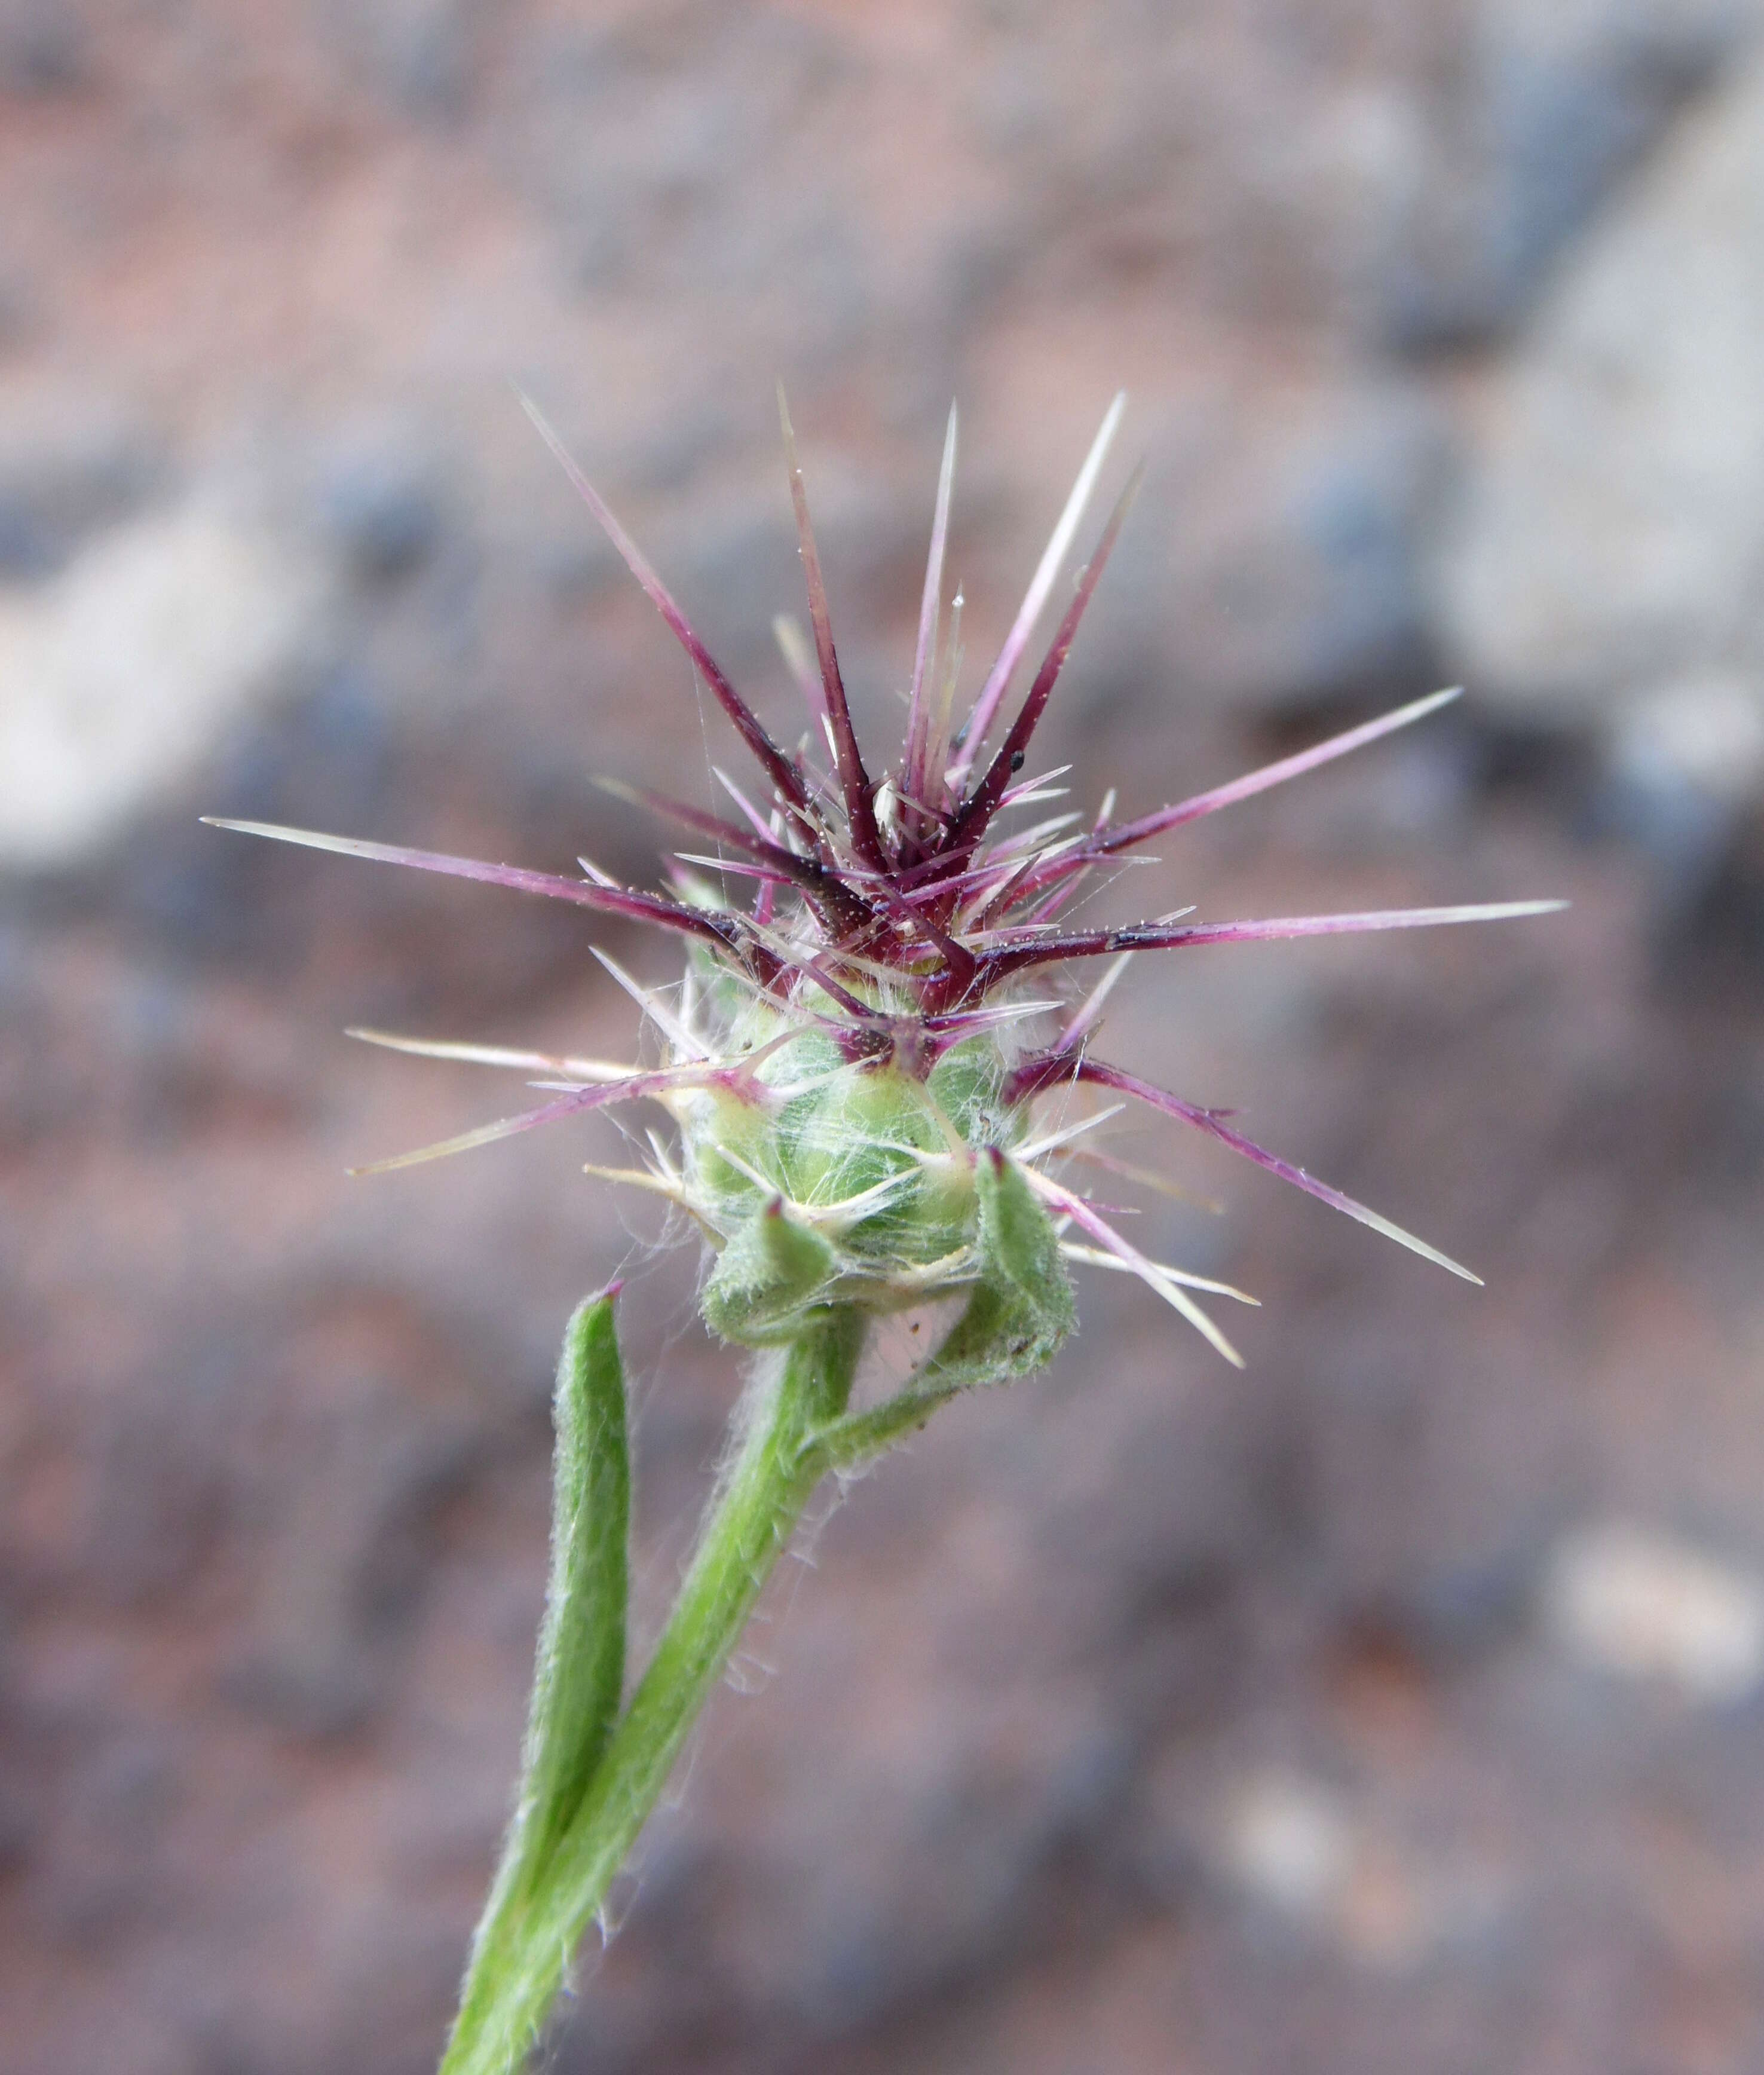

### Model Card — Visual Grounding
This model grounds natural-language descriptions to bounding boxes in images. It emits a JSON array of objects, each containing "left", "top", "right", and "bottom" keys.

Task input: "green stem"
[{"left": 440, "top": 1306, "right": 866, "bottom": 2075}]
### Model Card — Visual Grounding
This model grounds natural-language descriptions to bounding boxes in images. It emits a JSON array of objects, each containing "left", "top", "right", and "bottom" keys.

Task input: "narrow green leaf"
[
  {"left": 442, "top": 1289, "right": 630, "bottom": 2070},
  {"left": 519, "top": 1289, "right": 630, "bottom": 1875},
  {"left": 441, "top": 1309, "right": 861, "bottom": 2075}
]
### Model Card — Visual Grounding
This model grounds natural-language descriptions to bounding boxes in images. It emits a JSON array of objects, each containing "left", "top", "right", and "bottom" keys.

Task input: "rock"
[
  {"left": 0, "top": 396, "right": 160, "bottom": 579},
  {"left": 508, "top": 8, "right": 861, "bottom": 338},
  {"left": 1206, "top": 1767, "right": 1509, "bottom": 1972},
  {"left": 1098, "top": 382, "right": 1448, "bottom": 728},
  {"left": 1252, "top": 391, "right": 1448, "bottom": 707},
  {"left": 313, "top": 429, "right": 448, "bottom": 582},
  {"left": 1597, "top": 671, "right": 1764, "bottom": 886},
  {"left": 1429, "top": 51, "right": 1764, "bottom": 756},
  {"left": 1382, "top": 0, "right": 1758, "bottom": 347},
  {"left": 0, "top": 0, "right": 87, "bottom": 96},
  {"left": 336, "top": 0, "right": 483, "bottom": 120},
  {"left": 0, "top": 504, "right": 332, "bottom": 868},
  {"left": 1539, "top": 1520, "right": 1764, "bottom": 1701},
  {"left": 1612, "top": 672, "right": 1764, "bottom": 807},
  {"left": 1216, "top": 1770, "right": 1356, "bottom": 1920}
]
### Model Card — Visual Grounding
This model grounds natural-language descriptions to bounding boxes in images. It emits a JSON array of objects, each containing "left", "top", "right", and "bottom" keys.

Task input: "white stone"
[
  {"left": 1217, "top": 1770, "right": 1355, "bottom": 1917},
  {"left": 1211, "top": 1767, "right": 1506, "bottom": 1971},
  {"left": 1541, "top": 1520, "right": 1764, "bottom": 1701},
  {"left": 0, "top": 506, "right": 329, "bottom": 867},
  {"left": 1610, "top": 670, "right": 1764, "bottom": 804},
  {"left": 1431, "top": 53, "right": 1764, "bottom": 730}
]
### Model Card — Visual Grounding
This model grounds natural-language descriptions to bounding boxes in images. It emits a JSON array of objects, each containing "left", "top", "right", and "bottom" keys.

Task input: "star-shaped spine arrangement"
[{"left": 210, "top": 390, "right": 1560, "bottom": 1369}]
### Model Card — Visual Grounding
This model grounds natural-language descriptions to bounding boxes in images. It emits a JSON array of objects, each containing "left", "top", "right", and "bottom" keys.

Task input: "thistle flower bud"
[
  {"left": 210, "top": 390, "right": 1565, "bottom": 1378},
  {"left": 669, "top": 984, "right": 1072, "bottom": 1366}
]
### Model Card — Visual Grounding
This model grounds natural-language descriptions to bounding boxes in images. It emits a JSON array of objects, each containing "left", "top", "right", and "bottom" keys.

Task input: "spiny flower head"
[{"left": 209, "top": 390, "right": 1562, "bottom": 1371}]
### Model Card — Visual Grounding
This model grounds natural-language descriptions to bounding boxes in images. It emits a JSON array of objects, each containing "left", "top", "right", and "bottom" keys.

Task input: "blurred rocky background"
[{"left": 5, "top": 2, "right": 1764, "bottom": 2070}]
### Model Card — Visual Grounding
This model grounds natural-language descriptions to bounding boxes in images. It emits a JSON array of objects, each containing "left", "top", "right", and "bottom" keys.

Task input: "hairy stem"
[{"left": 440, "top": 1307, "right": 866, "bottom": 2075}]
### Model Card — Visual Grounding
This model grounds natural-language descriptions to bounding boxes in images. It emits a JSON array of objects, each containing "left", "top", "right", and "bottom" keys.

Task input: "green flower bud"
[{"left": 676, "top": 1012, "right": 1073, "bottom": 1367}]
